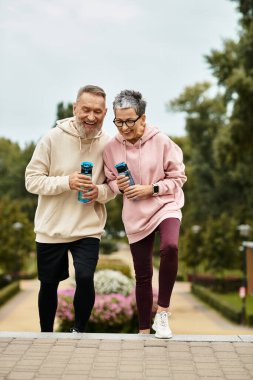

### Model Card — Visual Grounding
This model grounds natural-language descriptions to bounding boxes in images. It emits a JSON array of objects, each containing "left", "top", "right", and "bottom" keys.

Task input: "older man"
[{"left": 25, "top": 85, "right": 114, "bottom": 332}]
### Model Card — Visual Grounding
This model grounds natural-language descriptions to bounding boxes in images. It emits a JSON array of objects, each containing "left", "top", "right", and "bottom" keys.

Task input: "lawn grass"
[{"left": 214, "top": 291, "right": 253, "bottom": 315}]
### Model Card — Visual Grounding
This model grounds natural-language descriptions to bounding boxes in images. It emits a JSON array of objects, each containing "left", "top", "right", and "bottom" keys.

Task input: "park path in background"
[{"left": 0, "top": 243, "right": 253, "bottom": 334}]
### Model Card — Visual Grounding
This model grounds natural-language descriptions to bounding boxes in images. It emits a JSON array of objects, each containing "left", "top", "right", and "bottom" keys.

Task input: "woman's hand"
[
  {"left": 124, "top": 184, "right": 153, "bottom": 200},
  {"left": 116, "top": 175, "right": 131, "bottom": 192}
]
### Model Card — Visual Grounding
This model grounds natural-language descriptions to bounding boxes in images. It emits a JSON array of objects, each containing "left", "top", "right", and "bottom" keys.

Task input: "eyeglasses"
[{"left": 113, "top": 115, "right": 141, "bottom": 128}]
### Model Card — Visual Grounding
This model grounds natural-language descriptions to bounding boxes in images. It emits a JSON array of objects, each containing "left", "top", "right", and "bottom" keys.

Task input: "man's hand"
[
  {"left": 124, "top": 184, "right": 153, "bottom": 200},
  {"left": 69, "top": 171, "right": 98, "bottom": 202}
]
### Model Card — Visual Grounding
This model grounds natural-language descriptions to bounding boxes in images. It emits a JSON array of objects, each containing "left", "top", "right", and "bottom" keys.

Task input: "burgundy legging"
[{"left": 130, "top": 218, "right": 180, "bottom": 330}]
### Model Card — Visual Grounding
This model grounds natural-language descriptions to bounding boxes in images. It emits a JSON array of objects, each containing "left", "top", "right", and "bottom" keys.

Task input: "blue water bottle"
[
  {"left": 78, "top": 161, "right": 93, "bottom": 203},
  {"left": 114, "top": 162, "right": 135, "bottom": 186}
]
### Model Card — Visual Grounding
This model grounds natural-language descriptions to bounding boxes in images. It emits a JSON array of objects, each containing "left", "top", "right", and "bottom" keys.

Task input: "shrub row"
[
  {"left": 96, "top": 258, "right": 132, "bottom": 278},
  {"left": 0, "top": 281, "right": 20, "bottom": 307},
  {"left": 191, "top": 283, "right": 241, "bottom": 324},
  {"left": 189, "top": 274, "right": 241, "bottom": 293}
]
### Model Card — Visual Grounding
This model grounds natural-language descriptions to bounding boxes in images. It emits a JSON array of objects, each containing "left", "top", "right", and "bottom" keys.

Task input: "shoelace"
[{"left": 158, "top": 312, "right": 168, "bottom": 328}]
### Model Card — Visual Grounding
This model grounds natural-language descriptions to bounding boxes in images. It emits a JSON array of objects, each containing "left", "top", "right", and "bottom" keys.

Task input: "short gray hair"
[
  {"left": 76, "top": 85, "right": 106, "bottom": 101},
  {"left": 113, "top": 90, "right": 146, "bottom": 116}
]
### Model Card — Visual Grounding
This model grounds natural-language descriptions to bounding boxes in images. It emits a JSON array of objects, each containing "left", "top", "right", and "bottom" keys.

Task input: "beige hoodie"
[{"left": 25, "top": 117, "right": 114, "bottom": 243}]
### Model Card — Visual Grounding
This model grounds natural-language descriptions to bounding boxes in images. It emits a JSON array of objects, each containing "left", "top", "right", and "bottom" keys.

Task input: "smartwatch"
[{"left": 152, "top": 183, "right": 159, "bottom": 195}]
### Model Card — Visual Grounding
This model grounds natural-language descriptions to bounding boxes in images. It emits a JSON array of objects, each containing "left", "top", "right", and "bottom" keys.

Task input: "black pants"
[{"left": 36, "top": 237, "right": 99, "bottom": 332}]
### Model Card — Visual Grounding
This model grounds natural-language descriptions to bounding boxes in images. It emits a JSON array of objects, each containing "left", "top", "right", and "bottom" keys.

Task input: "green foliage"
[
  {"left": 0, "top": 197, "right": 35, "bottom": 275},
  {"left": 0, "top": 138, "right": 37, "bottom": 223},
  {"left": 99, "top": 238, "right": 118, "bottom": 255},
  {"left": 168, "top": 2, "right": 253, "bottom": 277},
  {"left": 0, "top": 281, "right": 20, "bottom": 307},
  {"left": 53, "top": 102, "right": 73, "bottom": 126},
  {"left": 96, "top": 257, "right": 132, "bottom": 278},
  {"left": 105, "top": 196, "right": 125, "bottom": 236}
]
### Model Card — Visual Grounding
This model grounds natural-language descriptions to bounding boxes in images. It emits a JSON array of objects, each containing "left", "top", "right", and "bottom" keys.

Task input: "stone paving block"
[
  {"left": 118, "top": 373, "right": 143, "bottom": 379},
  {"left": 98, "top": 344, "right": 122, "bottom": 350},
  {"left": 236, "top": 355, "right": 253, "bottom": 363},
  {"left": 145, "top": 363, "right": 169, "bottom": 369},
  {"left": 197, "top": 369, "right": 224, "bottom": 377},
  {"left": 121, "top": 350, "right": 144, "bottom": 358},
  {"left": 144, "top": 347, "right": 167, "bottom": 356},
  {"left": 167, "top": 343, "right": 190, "bottom": 351},
  {"left": 145, "top": 368, "right": 170, "bottom": 376},
  {"left": 33, "top": 338, "right": 56, "bottom": 344},
  {"left": 119, "top": 365, "right": 143, "bottom": 372},
  {"left": 170, "top": 365, "right": 195, "bottom": 372},
  {"left": 190, "top": 346, "right": 214, "bottom": 355},
  {"left": 168, "top": 351, "right": 192, "bottom": 359},
  {"left": 235, "top": 346, "right": 253, "bottom": 354},
  {"left": 142, "top": 377, "right": 172, "bottom": 380},
  {"left": 244, "top": 363, "right": 253, "bottom": 369},
  {"left": 224, "top": 375, "right": 252, "bottom": 380},
  {"left": 0, "top": 360, "right": 19, "bottom": 368},
  {"left": 189, "top": 342, "right": 214, "bottom": 347},
  {"left": 68, "top": 355, "right": 95, "bottom": 364},
  {"left": 144, "top": 340, "right": 168, "bottom": 347},
  {"left": 172, "top": 374, "right": 198, "bottom": 380},
  {"left": 211, "top": 342, "right": 236, "bottom": 351},
  {"left": 12, "top": 339, "right": 34, "bottom": 345},
  {"left": 50, "top": 345, "right": 75, "bottom": 352},
  {"left": 122, "top": 342, "right": 144, "bottom": 349},
  {"left": 89, "top": 369, "right": 117, "bottom": 377},
  {"left": 195, "top": 361, "right": 222, "bottom": 369},
  {"left": 192, "top": 355, "right": 218, "bottom": 363},
  {"left": 16, "top": 359, "right": 43, "bottom": 366},
  {"left": 95, "top": 356, "right": 119, "bottom": 363},
  {"left": 61, "top": 376, "right": 89, "bottom": 380},
  {"left": 7, "top": 371, "right": 35, "bottom": 379},
  {"left": 38, "top": 367, "right": 65, "bottom": 375},
  {"left": 222, "top": 367, "right": 249, "bottom": 374},
  {"left": 96, "top": 349, "right": 119, "bottom": 355},
  {"left": 77, "top": 340, "right": 100, "bottom": 347},
  {"left": 93, "top": 362, "right": 118, "bottom": 369}
]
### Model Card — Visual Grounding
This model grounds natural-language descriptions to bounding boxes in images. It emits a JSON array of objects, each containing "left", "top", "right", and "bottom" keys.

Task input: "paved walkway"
[{"left": 0, "top": 332, "right": 253, "bottom": 379}]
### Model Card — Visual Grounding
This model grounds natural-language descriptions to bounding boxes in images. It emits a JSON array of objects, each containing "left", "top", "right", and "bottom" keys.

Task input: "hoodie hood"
[{"left": 56, "top": 117, "right": 104, "bottom": 151}]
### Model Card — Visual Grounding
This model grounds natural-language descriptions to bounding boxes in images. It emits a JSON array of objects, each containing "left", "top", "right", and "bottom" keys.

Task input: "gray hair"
[
  {"left": 113, "top": 90, "right": 146, "bottom": 116},
  {"left": 76, "top": 85, "right": 106, "bottom": 101}
]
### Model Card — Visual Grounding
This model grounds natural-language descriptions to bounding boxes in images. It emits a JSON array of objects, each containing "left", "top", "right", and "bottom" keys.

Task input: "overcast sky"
[{"left": 0, "top": 0, "right": 239, "bottom": 147}]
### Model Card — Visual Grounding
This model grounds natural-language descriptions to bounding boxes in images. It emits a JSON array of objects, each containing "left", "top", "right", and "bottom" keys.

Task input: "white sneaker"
[{"left": 152, "top": 311, "right": 172, "bottom": 339}]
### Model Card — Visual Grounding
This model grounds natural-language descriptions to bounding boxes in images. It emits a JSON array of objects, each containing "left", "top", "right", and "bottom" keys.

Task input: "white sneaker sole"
[{"left": 155, "top": 331, "right": 173, "bottom": 339}]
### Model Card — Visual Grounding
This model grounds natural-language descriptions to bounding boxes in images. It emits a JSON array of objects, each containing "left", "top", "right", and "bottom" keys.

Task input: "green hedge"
[
  {"left": 191, "top": 283, "right": 241, "bottom": 324},
  {"left": 0, "top": 281, "right": 20, "bottom": 307},
  {"left": 96, "top": 258, "right": 132, "bottom": 278}
]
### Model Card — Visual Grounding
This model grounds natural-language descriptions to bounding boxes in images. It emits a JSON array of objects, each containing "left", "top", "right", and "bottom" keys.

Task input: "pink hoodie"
[{"left": 103, "top": 125, "right": 187, "bottom": 244}]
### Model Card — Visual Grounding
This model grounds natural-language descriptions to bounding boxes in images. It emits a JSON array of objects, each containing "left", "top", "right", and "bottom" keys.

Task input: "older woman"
[{"left": 103, "top": 90, "right": 187, "bottom": 338}]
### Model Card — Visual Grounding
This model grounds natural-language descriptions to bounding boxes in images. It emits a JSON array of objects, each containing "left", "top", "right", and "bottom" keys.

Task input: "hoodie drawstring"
[
  {"left": 138, "top": 139, "right": 142, "bottom": 185},
  {"left": 89, "top": 138, "right": 95, "bottom": 153},
  {"left": 123, "top": 139, "right": 142, "bottom": 185}
]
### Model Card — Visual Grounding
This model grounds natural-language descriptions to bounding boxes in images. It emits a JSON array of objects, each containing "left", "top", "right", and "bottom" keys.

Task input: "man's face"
[{"left": 73, "top": 92, "right": 107, "bottom": 138}]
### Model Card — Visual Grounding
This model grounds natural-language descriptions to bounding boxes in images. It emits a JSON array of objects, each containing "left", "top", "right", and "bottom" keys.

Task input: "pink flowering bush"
[
  {"left": 57, "top": 281, "right": 159, "bottom": 333},
  {"left": 57, "top": 288, "right": 137, "bottom": 332}
]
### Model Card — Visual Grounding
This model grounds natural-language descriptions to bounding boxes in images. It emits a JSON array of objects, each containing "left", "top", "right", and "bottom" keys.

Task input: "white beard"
[{"left": 74, "top": 118, "right": 102, "bottom": 139}]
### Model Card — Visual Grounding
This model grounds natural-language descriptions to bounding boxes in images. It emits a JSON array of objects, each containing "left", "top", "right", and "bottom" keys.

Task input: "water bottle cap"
[{"left": 81, "top": 161, "right": 93, "bottom": 167}]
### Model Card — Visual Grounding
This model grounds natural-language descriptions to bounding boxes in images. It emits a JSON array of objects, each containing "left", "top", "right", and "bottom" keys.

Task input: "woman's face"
[{"left": 114, "top": 108, "right": 146, "bottom": 144}]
